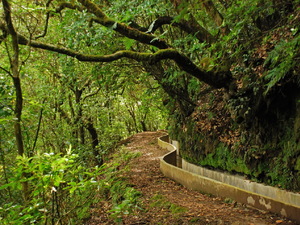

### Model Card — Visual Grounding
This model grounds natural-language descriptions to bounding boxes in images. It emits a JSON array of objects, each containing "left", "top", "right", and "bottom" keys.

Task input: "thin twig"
[
  {"left": 0, "top": 66, "right": 12, "bottom": 77},
  {"left": 31, "top": 99, "right": 46, "bottom": 154}
]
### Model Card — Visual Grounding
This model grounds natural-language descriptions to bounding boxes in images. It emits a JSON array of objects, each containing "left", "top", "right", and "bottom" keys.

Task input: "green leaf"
[{"left": 122, "top": 38, "right": 135, "bottom": 50}]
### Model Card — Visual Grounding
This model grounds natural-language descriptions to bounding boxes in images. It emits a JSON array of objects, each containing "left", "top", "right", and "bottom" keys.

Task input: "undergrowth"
[
  {"left": 103, "top": 148, "right": 142, "bottom": 223},
  {"left": 0, "top": 147, "right": 142, "bottom": 224},
  {"left": 149, "top": 194, "right": 187, "bottom": 219}
]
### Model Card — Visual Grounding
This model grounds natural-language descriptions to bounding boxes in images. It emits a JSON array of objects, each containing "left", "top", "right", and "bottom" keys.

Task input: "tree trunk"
[
  {"left": 75, "top": 89, "right": 85, "bottom": 145},
  {"left": 12, "top": 77, "right": 24, "bottom": 156},
  {"left": 2, "top": 0, "right": 30, "bottom": 202},
  {"left": 199, "top": 0, "right": 229, "bottom": 35},
  {"left": 85, "top": 119, "right": 103, "bottom": 166}
]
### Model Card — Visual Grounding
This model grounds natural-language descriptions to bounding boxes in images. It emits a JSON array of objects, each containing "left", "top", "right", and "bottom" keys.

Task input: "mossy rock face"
[
  {"left": 169, "top": 112, "right": 300, "bottom": 191},
  {"left": 197, "top": 143, "right": 251, "bottom": 175},
  {"left": 295, "top": 157, "right": 300, "bottom": 171},
  {"left": 168, "top": 82, "right": 300, "bottom": 191}
]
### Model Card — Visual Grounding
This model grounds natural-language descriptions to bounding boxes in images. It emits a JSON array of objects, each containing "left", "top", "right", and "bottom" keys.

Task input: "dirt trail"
[{"left": 88, "top": 131, "right": 298, "bottom": 225}]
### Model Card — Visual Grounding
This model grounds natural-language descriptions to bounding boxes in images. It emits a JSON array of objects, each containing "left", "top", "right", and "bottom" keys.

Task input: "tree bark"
[
  {"left": 85, "top": 119, "right": 103, "bottom": 166},
  {"left": 199, "top": 0, "right": 229, "bottom": 35},
  {"left": 143, "top": 62, "right": 196, "bottom": 116},
  {"left": 16, "top": 34, "right": 233, "bottom": 89},
  {"left": 1, "top": 0, "right": 234, "bottom": 90},
  {"left": 2, "top": 0, "right": 30, "bottom": 202},
  {"left": 12, "top": 77, "right": 25, "bottom": 156},
  {"left": 130, "top": 16, "right": 214, "bottom": 43}
]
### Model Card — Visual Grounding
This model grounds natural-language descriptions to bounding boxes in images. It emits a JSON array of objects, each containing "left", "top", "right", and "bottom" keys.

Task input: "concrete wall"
[{"left": 158, "top": 135, "right": 300, "bottom": 223}]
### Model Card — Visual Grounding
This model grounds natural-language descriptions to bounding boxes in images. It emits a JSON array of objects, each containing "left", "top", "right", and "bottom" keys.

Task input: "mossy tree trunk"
[{"left": 2, "top": 0, "right": 30, "bottom": 201}]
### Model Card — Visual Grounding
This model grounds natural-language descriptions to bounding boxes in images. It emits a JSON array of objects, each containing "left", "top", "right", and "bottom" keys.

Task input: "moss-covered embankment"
[{"left": 169, "top": 85, "right": 300, "bottom": 191}]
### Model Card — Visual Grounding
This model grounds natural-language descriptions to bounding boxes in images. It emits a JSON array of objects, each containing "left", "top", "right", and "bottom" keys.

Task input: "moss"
[
  {"left": 195, "top": 143, "right": 251, "bottom": 175},
  {"left": 295, "top": 157, "right": 300, "bottom": 171},
  {"left": 169, "top": 98, "right": 300, "bottom": 191}
]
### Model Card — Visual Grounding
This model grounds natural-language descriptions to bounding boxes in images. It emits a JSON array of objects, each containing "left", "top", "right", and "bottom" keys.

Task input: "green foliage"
[
  {"left": 122, "top": 37, "right": 136, "bottom": 50},
  {"left": 263, "top": 34, "right": 300, "bottom": 93},
  {"left": 108, "top": 184, "right": 141, "bottom": 222},
  {"left": 1, "top": 2, "right": 299, "bottom": 225},
  {"left": 105, "top": 0, "right": 172, "bottom": 21},
  {"left": 0, "top": 147, "right": 104, "bottom": 224},
  {"left": 172, "top": 2, "right": 190, "bottom": 22},
  {"left": 0, "top": 147, "right": 142, "bottom": 224},
  {"left": 198, "top": 143, "right": 251, "bottom": 175},
  {"left": 264, "top": 139, "right": 300, "bottom": 189},
  {"left": 0, "top": 78, "right": 13, "bottom": 120},
  {"left": 212, "top": 0, "right": 260, "bottom": 59},
  {"left": 99, "top": 149, "right": 142, "bottom": 223}
]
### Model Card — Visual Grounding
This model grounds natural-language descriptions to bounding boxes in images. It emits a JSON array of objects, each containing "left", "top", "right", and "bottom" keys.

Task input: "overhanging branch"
[
  {"left": 35, "top": 2, "right": 84, "bottom": 39},
  {"left": 129, "top": 16, "right": 214, "bottom": 43},
  {"left": 17, "top": 33, "right": 232, "bottom": 89},
  {"left": 77, "top": 0, "right": 169, "bottom": 49}
]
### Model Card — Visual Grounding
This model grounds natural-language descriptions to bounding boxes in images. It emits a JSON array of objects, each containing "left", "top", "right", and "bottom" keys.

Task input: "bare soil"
[{"left": 86, "top": 131, "right": 298, "bottom": 225}]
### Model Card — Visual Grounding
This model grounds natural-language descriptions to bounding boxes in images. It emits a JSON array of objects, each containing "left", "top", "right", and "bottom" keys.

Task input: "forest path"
[{"left": 89, "top": 131, "right": 297, "bottom": 225}]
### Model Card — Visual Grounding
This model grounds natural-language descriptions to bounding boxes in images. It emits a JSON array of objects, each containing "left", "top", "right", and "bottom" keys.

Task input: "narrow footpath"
[{"left": 90, "top": 131, "right": 298, "bottom": 225}]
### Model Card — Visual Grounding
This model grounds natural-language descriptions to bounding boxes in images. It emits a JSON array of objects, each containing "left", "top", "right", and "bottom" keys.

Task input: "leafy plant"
[
  {"left": 0, "top": 147, "right": 105, "bottom": 224},
  {"left": 263, "top": 34, "right": 300, "bottom": 93},
  {"left": 0, "top": 146, "right": 143, "bottom": 224},
  {"left": 99, "top": 149, "right": 142, "bottom": 223}
]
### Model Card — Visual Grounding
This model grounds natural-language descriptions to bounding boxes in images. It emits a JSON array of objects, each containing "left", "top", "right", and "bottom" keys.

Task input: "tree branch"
[
  {"left": 17, "top": 33, "right": 232, "bottom": 89},
  {"left": 77, "top": 0, "right": 169, "bottom": 49},
  {"left": 130, "top": 16, "right": 214, "bottom": 43},
  {"left": 143, "top": 62, "right": 196, "bottom": 116},
  {"left": 35, "top": 2, "right": 84, "bottom": 39},
  {"left": 0, "top": 66, "right": 12, "bottom": 77},
  {"left": 56, "top": 2, "right": 84, "bottom": 13},
  {"left": 200, "top": 0, "right": 229, "bottom": 35},
  {"left": 82, "top": 87, "right": 101, "bottom": 102}
]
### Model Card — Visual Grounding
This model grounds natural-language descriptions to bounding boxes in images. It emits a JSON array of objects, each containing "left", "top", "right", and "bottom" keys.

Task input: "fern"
[{"left": 264, "top": 34, "right": 300, "bottom": 94}]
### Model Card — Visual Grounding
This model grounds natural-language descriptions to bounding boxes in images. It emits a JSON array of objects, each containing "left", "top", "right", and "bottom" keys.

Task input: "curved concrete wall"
[{"left": 158, "top": 135, "right": 300, "bottom": 223}]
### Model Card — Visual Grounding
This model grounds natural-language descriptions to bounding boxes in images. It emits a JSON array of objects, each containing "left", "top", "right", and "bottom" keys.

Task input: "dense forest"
[{"left": 0, "top": 0, "right": 299, "bottom": 224}]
